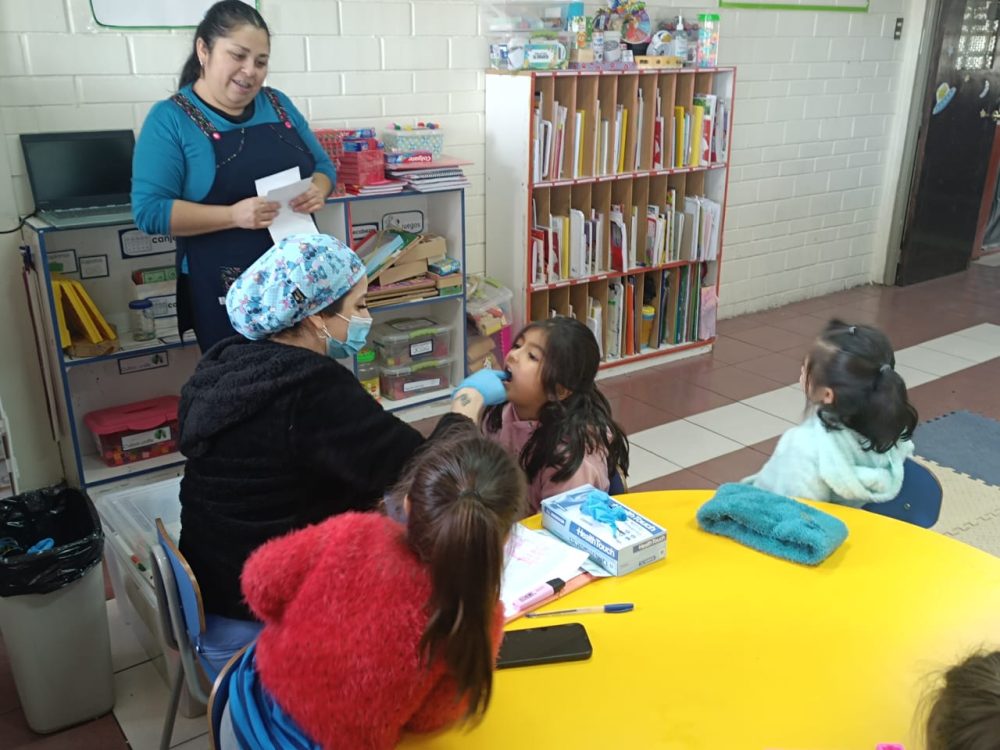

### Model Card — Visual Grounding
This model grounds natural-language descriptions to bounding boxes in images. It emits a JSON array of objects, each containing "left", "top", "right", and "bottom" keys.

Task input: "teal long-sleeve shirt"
[{"left": 131, "top": 84, "right": 335, "bottom": 237}]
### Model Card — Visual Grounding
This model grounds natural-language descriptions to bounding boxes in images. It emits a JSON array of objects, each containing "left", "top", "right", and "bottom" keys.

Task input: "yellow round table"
[{"left": 398, "top": 491, "right": 1000, "bottom": 749}]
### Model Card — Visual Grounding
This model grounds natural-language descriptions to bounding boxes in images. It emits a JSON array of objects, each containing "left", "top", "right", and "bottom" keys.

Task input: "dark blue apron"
[{"left": 171, "top": 89, "right": 316, "bottom": 351}]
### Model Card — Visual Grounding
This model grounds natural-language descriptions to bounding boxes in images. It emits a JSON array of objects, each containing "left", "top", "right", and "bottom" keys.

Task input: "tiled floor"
[{"left": 1, "top": 262, "right": 998, "bottom": 749}]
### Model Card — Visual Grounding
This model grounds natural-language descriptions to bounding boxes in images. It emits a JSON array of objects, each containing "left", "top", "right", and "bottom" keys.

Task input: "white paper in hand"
[{"left": 254, "top": 167, "right": 318, "bottom": 244}]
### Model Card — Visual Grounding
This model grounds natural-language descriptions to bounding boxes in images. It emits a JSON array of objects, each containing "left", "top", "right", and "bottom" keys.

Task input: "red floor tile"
[
  {"left": 684, "top": 447, "right": 771, "bottom": 486},
  {"left": 731, "top": 352, "right": 801, "bottom": 384},
  {"left": 710, "top": 336, "right": 770, "bottom": 364},
  {"left": 907, "top": 359, "right": 1000, "bottom": 422},
  {"left": 606, "top": 395, "right": 679, "bottom": 434},
  {"left": 694, "top": 366, "right": 788, "bottom": 402},
  {"left": 630, "top": 471, "right": 718, "bottom": 493},
  {"left": 0, "top": 709, "right": 127, "bottom": 750},
  {"left": 624, "top": 375, "right": 734, "bottom": 417},
  {"left": 724, "top": 325, "right": 813, "bottom": 353}
]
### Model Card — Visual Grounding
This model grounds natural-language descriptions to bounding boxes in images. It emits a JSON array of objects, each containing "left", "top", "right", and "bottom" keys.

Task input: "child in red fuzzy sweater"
[{"left": 228, "top": 426, "right": 527, "bottom": 749}]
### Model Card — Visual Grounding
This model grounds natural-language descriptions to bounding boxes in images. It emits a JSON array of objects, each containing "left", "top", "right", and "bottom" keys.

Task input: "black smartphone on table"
[{"left": 496, "top": 622, "right": 593, "bottom": 669}]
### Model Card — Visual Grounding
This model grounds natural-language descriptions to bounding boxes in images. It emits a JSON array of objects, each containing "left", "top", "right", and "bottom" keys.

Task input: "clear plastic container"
[
  {"left": 371, "top": 317, "right": 453, "bottom": 368},
  {"left": 697, "top": 14, "right": 720, "bottom": 68},
  {"left": 466, "top": 277, "right": 514, "bottom": 359},
  {"left": 379, "top": 357, "right": 454, "bottom": 402},
  {"left": 356, "top": 348, "right": 380, "bottom": 401},
  {"left": 129, "top": 299, "right": 156, "bottom": 341}
]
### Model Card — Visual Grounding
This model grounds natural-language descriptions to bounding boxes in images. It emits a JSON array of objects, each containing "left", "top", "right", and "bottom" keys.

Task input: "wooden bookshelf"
[{"left": 485, "top": 68, "right": 736, "bottom": 369}]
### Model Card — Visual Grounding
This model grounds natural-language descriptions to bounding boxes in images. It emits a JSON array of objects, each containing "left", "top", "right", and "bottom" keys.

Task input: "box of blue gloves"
[{"left": 541, "top": 485, "right": 667, "bottom": 575}]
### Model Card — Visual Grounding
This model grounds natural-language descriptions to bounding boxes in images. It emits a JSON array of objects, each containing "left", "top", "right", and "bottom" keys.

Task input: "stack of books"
[
  {"left": 345, "top": 179, "right": 405, "bottom": 196},
  {"left": 354, "top": 231, "right": 461, "bottom": 308},
  {"left": 385, "top": 157, "right": 470, "bottom": 193}
]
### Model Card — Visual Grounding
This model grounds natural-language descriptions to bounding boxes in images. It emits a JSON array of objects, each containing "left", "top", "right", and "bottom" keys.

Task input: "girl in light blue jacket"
[{"left": 745, "top": 320, "right": 919, "bottom": 507}]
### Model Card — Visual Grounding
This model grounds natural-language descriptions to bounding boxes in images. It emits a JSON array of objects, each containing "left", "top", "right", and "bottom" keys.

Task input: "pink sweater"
[{"left": 483, "top": 403, "right": 610, "bottom": 514}]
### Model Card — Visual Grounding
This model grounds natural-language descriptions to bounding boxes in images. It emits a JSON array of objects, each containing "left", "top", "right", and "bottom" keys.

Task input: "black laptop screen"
[{"left": 20, "top": 130, "right": 134, "bottom": 210}]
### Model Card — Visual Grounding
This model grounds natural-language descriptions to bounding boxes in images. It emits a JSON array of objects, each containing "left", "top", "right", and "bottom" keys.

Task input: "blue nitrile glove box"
[{"left": 541, "top": 485, "right": 667, "bottom": 576}]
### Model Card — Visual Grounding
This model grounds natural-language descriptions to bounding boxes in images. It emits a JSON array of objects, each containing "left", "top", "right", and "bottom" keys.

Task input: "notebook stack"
[
  {"left": 345, "top": 179, "right": 405, "bottom": 196},
  {"left": 385, "top": 157, "right": 470, "bottom": 193}
]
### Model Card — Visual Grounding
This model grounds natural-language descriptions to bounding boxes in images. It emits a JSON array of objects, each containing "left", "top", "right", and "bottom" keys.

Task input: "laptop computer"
[{"left": 20, "top": 130, "right": 136, "bottom": 228}]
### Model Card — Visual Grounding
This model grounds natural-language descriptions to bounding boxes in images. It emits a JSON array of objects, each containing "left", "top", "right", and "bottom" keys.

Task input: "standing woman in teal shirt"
[{"left": 131, "top": 1, "right": 336, "bottom": 350}]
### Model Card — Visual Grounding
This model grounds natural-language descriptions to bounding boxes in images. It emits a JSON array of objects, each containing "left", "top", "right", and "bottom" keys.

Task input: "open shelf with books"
[{"left": 486, "top": 68, "right": 735, "bottom": 370}]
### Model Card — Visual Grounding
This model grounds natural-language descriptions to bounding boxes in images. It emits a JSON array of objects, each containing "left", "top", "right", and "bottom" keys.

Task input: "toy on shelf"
[{"left": 466, "top": 276, "right": 514, "bottom": 361}]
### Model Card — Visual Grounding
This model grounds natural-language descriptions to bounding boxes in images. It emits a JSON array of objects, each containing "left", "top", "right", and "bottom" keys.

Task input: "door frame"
[{"left": 882, "top": 0, "right": 945, "bottom": 284}]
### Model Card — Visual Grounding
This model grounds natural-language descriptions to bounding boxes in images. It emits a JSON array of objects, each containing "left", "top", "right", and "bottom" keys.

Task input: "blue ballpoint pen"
[{"left": 525, "top": 603, "right": 634, "bottom": 618}]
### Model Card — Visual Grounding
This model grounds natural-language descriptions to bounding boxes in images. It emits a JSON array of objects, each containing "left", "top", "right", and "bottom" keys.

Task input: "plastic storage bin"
[
  {"left": 84, "top": 395, "right": 179, "bottom": 467},
  {"left": 466, "top": 277, "right": 514, "bottom": 360},
  {"left": 380, "top": 356, "right": 454, "bottom": 401},
  {"left": 372, "top": 317, "right": 453, "bottom": 368},
  {"left": 382, "top": 128, "right": 444, "bottom": 159}
]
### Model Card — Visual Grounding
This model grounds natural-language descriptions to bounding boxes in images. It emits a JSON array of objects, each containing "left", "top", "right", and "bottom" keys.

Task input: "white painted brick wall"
[{"left": 0, "top": 0, "right": 920, "bottom": 317}]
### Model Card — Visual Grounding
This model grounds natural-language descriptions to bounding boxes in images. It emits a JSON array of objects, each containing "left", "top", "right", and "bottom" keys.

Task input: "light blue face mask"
[{"left": 324, "top": 314, "right": 372, "bottom": 359}]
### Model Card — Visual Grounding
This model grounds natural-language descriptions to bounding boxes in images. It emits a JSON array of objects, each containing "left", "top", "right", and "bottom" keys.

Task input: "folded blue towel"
[{"left": 696, "top": 483, "right": 849, "bottom": 566}]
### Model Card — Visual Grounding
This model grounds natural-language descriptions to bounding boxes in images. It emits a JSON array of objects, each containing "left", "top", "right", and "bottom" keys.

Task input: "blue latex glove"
[
  {"left": 454, "top": 368, "right": 509, "bottom": 406},
  {"left": 582, "top": 492, "right": 628, "bottom": 537}
]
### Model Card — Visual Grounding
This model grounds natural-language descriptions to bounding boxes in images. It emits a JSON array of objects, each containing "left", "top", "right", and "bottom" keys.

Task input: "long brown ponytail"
[{"left": 398, "top": 428, "right": 527, "bottom": 719}]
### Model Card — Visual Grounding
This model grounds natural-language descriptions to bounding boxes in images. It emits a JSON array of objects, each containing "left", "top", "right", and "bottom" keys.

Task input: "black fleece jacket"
[{"left": 177, "top": 336, "right": 464, "bottom": 620}]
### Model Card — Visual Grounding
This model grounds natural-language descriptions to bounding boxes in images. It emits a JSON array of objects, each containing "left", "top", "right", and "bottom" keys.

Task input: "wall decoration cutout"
[
  {"left": 933, "top": 83, "right": 957, "bottom": 115},
  {"left": 90, "top": 0, "right": 257, "bottom": 29}
]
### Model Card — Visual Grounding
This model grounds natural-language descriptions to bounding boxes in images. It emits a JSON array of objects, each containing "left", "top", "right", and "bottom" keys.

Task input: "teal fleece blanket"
[{"left": 696, "top": 483, "right": 849, "bottom": 565}]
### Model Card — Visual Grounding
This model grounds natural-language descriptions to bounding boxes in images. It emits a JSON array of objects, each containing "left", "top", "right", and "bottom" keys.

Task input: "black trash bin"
[{"left": 0, "top": 484, "right": 114, "bottom": 732}]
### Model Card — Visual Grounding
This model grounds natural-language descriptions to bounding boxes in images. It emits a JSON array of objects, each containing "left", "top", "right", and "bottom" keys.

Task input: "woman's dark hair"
[
  {"left": 926, "top": 651, "right": 1000, "bottom": 750},
  {"left": 805, "top": 318, "right": 918, "bottom": 453},
  {"left": 483, "top": 317, "right": 630, "bottom": 483},
  {"left": 395, "top": 427, "right": 527, "bottom": 720},
  {"left": 179, "top": 0, "right": 270, "bottom": 88}
]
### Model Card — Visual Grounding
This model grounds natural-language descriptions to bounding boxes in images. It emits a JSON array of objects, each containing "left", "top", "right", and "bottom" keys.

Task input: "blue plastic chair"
[
  {"left": 609, "top": 467, "right": 628, "bottom": 496},
  {"left": 208, "top": 645, "right": 248, "bottom": 750},
  {"left": 151, "top": 519, "right": 261, "bottom": 750},
  {"left": 861, "top": 458, "right": 943, "bottom": 528}
]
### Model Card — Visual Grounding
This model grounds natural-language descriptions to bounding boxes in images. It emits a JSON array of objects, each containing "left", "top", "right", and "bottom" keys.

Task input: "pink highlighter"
[
  {"left": 511, "top": 578, "right": 566, "bottom": 614},
  {"left": 876, "top": 744, "right": 904, "bottom": 750}
]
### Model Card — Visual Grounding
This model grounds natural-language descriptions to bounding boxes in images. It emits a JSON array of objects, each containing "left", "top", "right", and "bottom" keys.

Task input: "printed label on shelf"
[
  {"left": 118, "top": 352, "right": 170, "bottom": 374},
  {"left": 410, "top": 340, "right": 433, "bottom": 357},
  {"left": 121, "top": 426, "right": 172, "bottom": 451},
  {"left": 403, "top": 378, "right": 441, "bottom": 393}
]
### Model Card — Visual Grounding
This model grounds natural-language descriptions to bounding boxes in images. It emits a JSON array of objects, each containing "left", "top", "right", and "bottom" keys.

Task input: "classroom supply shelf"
[
  {"left": 486, "top": 68, "right": 735, "bottom": 369},
  {"left": 21, "top": 187, "right": 469, "bottom": 488}
]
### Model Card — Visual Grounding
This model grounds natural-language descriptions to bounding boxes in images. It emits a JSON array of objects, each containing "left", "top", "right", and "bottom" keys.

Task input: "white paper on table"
[
  {"left": 263, "top": 177, "right": 318, "bottom": 244},
  {"left": 254, "top": 166, "right": 301, "bottom": 197},
  {"left": 500, "top": 523, "right": 590, "bottom": 617}
]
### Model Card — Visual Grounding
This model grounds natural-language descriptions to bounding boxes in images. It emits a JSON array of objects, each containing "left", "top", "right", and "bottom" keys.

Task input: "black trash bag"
[{"left": 0, "top": 484, "right": 103, "bottom": 597}]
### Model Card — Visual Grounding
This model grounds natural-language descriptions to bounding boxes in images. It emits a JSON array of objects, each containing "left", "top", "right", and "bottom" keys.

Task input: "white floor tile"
[
  {"left": 172, "top": 732, "right": 211, "bottom": 749},
  {"left": 625, "top": 444, "right": 683, "bottom": 487},
  {"left": 686, "top": 402, "right": 796, "bottom": 446},
  {"left": 919, "top": 332, "right": 1000, "bottom": 363},
  {"left": 893, "top": 346, "right": 978, "bottom": 377},
  {"left": 630, "top": 420, "right": 744, "bottom": 468},
  {"left": 108, "top": 598, "right": 151, "bottom": 674},
  {"left": 895, "top": 364, "right": 938, "bottom": 389},
  {"left": 953, "top": 322, "right": 1000, "bottom": 348},
  {"left": 974, "top": 253, "right": 1000, "bottom": 266},
  {"left": 740, "top": 386, "right": 809, "bottom": 426},
  {"left": 113, "top": 661, "right": 208, "bottom": 750}
]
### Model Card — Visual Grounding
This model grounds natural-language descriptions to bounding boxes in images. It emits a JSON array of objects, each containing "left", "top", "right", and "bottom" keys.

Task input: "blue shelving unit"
[{"left": 21, "top": 188, "right": 468, "bottom": 489}]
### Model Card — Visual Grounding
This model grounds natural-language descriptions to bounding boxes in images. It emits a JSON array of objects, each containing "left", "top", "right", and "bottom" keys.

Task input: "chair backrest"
[
  {"left": 152, "top": 517, "right": 213, "bottom": 703},
  {"left": 208, "top": 644, "right": 248, "bottom": 750},
  {"left": 861, "top": 458, "right": 943, "bottom": 528}
]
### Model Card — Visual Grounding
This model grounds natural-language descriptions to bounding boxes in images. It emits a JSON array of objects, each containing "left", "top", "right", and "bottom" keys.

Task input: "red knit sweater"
[{"left": 241, "top": 512, "right": 504, "bottom": 749}]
